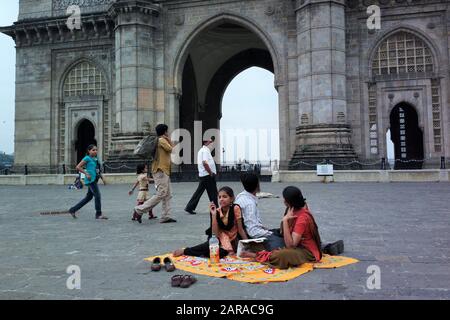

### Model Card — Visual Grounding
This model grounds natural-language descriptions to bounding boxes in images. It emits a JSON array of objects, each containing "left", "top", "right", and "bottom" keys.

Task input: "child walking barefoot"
[
  {"left": 68, "top": 144, "right": 108, "bottom": 220},
  {"left": 173, "top": 186, "right": 247, "bottom": 258},
  {"left": 129, "top": 164, "right": 157, "bottom": 221}
]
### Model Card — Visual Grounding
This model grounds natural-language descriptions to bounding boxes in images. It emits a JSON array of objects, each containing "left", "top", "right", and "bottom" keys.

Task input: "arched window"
[
  {"left": 371, "top": 31, "right": 433, "bottom": 76},
  {"left": 63, "top": 61, "right": 106, "bottom": 97}
]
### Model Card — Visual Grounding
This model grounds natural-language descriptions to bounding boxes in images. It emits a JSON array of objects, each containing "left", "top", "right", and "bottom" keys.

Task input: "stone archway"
[
  {"left": 176, "top": 21, "right": 278, "bottom": 165},
  {"left": 390, "top": 103, "right": 424, "bottom": 169}
]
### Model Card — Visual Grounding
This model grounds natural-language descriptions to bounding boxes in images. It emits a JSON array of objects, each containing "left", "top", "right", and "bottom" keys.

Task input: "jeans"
[
  {"left": 263, "top": 233, "right": 286, "bottom": 251},
  {"left": 69, "top": 181, "right": 102, "bottom": 217}
]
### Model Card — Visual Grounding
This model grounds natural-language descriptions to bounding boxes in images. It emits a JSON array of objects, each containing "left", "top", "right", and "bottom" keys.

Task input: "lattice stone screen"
[
  {"left": 63, "top": 62, "right": 106, "bottom": 97},
  {"left": 368, "top": 84, "right": 378, "bottom": 155},
  {"left": 371, "top": 32, "right": 433, "bottom": 76},
  {"left": 431, "top": 79, "right": 442, "bottom": 153}
]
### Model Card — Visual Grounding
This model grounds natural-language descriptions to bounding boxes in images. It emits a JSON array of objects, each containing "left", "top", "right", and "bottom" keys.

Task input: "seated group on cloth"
[{"left": 173, "top": 173, "right": 342, "bottom": 270}]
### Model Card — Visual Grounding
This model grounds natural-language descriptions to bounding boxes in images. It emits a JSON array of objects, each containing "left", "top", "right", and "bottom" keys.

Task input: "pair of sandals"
[
  {"left": 171, "top": 275, "right": 197, "bottom": 288},
  {"left": 151, "top": 257, "right": 176, "bottom": 272}
]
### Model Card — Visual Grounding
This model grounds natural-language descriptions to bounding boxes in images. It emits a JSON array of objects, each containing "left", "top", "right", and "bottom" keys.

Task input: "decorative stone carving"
[
  {"left": 113, "top": 122, "right": 120, "bottom": 134},
  {"left": 53, "top": 0, "right": 115, "bottom": 11},
  {"left": 142, "top": 122, "right": 151, "bottom": 134},
  {"left": 264, "top": 6, "right": 275, "bottom": 16}
]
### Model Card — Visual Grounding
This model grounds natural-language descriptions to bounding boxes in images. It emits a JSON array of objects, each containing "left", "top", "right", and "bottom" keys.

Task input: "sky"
[
  {"left": 221, "top": 67, "right": 279, "bottom": 162},
  {"left": 0, "top": 0, "right": 18, "bottom": 155},
  {"left": 0, "top": 1, "right": 279, "bottom": 161}
]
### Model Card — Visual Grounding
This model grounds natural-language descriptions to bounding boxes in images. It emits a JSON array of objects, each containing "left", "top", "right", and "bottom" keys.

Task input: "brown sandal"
[
  {"left": 164, "top": 257, "right": 176, "bottom": 272},
  {"left": 171, "top": 275, "right": 183, "bottom": 287},
  {"left": 151, "top": 257, "right": 162, "bottom": 271},
  {"left": 180, "top": 275, "right": 197, "bottom": 288}
]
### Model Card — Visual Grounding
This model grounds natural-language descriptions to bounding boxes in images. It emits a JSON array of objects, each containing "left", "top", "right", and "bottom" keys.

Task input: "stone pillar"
[
  {"left": 108, "top": 0, "right": 160, "bottom": 160},
  {"left": 291, "top": 0, "right": 357, "bottom": 169}
]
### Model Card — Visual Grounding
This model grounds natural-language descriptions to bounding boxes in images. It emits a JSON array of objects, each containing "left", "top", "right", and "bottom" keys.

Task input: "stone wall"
[
  {"left": 15, "top": 45, "right": 53, "bottom": 166},
  {"left": 345, "top": 1, "right": 450, "bottom": 162},
  {"left": 6, "top": 0, "right": 450, "bottom": 168}
]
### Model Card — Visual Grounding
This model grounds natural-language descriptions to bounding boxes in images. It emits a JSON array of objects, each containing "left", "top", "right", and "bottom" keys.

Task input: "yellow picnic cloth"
[{"left": 144, "top": 253, "right": 358, "bottom": 284}]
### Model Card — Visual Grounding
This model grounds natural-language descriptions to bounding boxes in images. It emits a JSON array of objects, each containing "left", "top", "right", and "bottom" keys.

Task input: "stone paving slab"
[{"left": 0, "top": 182, "right": 449, "bottom": 300}]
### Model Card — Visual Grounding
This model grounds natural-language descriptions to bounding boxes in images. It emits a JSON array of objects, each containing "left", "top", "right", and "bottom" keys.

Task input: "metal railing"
[
  {"left": 279, "top": 156, "right": 448, "bottom": 171},
  {"left": 1, "top": 157, "right": 448, "bottom": 176}
]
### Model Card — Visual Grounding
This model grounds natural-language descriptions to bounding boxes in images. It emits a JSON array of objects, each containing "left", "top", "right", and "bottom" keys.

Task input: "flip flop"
[
  {"left": 171, "top": 274, "right": 183, "bottom": 287},
  {"left": 151, "top": 257, "right": 162, "bottom": 271},
  {"left": 180, "top": 275, "right": 197, "bottom": 288},
  {"left": 163, "top": 257, "right": 176, "bottom": 272}
]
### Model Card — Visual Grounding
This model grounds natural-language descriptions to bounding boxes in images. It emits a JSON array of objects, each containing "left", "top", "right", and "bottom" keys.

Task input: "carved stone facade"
[{"left": 1, "top": 0, "right": 449, "bottom": 169}]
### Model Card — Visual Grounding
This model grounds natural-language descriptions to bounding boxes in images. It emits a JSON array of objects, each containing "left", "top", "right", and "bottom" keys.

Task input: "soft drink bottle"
[{"left": 209, "top": 235, "right": 220, "bottom": 265}]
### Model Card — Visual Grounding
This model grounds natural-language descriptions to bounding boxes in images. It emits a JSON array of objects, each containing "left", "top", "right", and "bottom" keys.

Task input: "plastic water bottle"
[{"left": 209, "top": 235, "right": 220, "bottom": 265}]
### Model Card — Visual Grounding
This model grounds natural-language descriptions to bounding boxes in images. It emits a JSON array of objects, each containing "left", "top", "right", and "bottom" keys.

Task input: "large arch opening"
[
  {"left": 221, "top": 67, "right": 279, "bottom": 164},
  {"left": 177, "top": 21, "right": 278, "bottom": 166},
  {"left": 75, "top": 119, "right": 97, "bottom": 164},
  {"left": 389, "top": 103, "right": 424, "bottom": 169}
]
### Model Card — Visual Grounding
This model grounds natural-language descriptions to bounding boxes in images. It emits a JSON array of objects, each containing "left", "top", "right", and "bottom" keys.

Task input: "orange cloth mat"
[{"left": 144, "top": 253, "right": 358, "bottom": 284}]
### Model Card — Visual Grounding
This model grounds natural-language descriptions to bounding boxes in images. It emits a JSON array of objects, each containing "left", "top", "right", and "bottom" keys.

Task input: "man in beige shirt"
[{"left": 134, "top": 124, "right": 177, "bottom": 223}]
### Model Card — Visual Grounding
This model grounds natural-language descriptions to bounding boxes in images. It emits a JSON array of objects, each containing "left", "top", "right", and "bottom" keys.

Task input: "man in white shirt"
[
  {"left": 235, "top": 173, "right": 285, "bottom": 251},
  {"left": 184, "top": 139, "right": 218, "bottom": 215}
]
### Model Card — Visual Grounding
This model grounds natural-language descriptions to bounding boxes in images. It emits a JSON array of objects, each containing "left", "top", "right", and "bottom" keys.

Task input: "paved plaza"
[{"left": 0, "top": 181, "right": 449, "bottom": 300}]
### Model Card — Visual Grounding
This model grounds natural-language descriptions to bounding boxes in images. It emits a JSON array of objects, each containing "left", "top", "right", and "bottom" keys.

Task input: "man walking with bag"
[
  {"left": 134, "top": 124, "right": 177, "bottom": 223},
  {"left": 185, "top": 139, "right": 218, "bottom": 215}
]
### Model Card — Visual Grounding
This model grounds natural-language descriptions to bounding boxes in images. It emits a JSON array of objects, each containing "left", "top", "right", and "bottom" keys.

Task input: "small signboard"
[{"left": 316, "top": 164, "right": 334, "bottom": 176}]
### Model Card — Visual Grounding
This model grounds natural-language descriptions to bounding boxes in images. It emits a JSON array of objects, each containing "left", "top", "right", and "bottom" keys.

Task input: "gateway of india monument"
[{"left": 1, "top": 0, "right": 449, "bottom": 171}]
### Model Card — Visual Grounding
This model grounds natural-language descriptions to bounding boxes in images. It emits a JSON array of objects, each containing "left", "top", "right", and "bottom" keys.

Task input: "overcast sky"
[
  {"left": 0, "top": 1, "right": 279, "bottom": 161},
  {"left": 0, "top": 1, "right": 18, "bottom": 155}
]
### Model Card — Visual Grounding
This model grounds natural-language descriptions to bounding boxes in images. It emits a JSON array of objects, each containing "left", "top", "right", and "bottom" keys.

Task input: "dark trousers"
[
  {"left": 185, "top": 175, "right": 218, "bottom": 211},
  {"left": 184, "top": 241, "right": 229, "bottom": 259},
  {"left": 264, "top": 233, "right": 286, "bottom": 251},
  {"left": 69, "top": 181, "right": 102, "bottom": 217}
]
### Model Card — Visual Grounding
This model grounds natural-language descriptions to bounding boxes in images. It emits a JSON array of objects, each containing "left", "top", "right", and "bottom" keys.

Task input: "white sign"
[{"left": 316, "top": 164, "right": 333, "bottom": 176}]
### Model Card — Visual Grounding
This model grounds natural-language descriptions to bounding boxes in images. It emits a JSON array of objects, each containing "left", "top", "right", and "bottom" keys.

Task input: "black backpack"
[{"left": 134, "top": 135, "right": 158, "bottom": 161}]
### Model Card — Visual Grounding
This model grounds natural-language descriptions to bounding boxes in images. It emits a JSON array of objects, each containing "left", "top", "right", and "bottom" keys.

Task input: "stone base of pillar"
[
  {"left": 106, "top": 132, "right": 150, "bottom": 171},
  {"left": 287, "top": 124, "right": 360, "bottom": 170}
]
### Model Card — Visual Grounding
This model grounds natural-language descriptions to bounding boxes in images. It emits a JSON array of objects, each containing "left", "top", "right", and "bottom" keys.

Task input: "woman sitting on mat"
[
  {"left": 242, "top": 186, "right": 322, "bottom": 269},
  {"left": 173, "top": 186, "right": 248, "bottom": 258}
]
